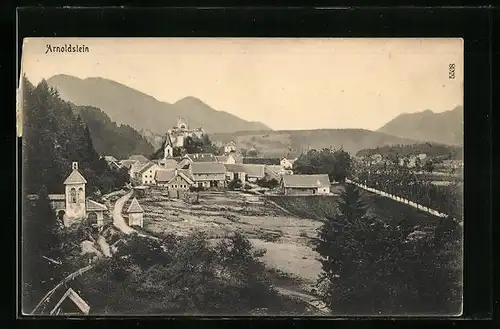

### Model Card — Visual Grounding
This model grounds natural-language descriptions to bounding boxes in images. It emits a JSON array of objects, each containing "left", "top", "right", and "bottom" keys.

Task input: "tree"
[
  {"left": 247, "top": 149, "right": 259, "bottom": 157},
  {"left": 22, "top": 187, "right": 63, "bottom": 312},
  {"left": 240, "top": 148, "right": 248, "bottom": 157},
  {"left": 293, "top": 148, "right": 352, "bottom": 183},
  {"left": 423, "top": 160, "right": 435, "bottom": 173}
]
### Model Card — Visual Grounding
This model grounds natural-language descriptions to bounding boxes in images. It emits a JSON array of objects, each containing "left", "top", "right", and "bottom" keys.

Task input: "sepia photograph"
[{"left": 18, "top": 37, "right": 463, "bottom": 316}]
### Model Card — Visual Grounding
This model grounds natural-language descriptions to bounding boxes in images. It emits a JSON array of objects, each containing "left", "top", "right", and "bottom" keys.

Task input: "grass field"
[{"left": 138, "top": 188, "right": 323, "bottom": 290}]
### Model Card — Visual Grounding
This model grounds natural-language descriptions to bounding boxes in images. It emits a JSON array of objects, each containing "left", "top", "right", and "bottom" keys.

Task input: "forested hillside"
[
  {"left": 21, "top": 76, "right": 129, "bottom": 196},
  {"left": 76, "top": 106, "right": 154, "bottom": 160}
]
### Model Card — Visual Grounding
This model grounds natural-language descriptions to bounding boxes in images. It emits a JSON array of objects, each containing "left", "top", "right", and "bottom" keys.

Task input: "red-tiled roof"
[
  {"left": 63, "top": 170, "right": 87, "bottom": 185},
  {"left": 126, "top": 197, "right": 144, "bottom": 213}
]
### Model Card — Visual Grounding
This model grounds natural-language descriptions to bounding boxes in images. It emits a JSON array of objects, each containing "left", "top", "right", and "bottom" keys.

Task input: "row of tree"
[
  {"left": 292, "top": 148, "right": 352, "bottom": 182},
  {"left": 314, "top": 184, "right": 462, "bottom": 315},
  {"left": 356, "top": 142, "right": 463, "bottom": 160},
  {"left": 353, "top": 167, "right": 463, "bottom": 221}
]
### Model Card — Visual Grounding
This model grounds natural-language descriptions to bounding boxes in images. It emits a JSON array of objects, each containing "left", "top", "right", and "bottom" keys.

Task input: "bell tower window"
[{"left": 70, "top": 188, "right": 77, "bottom": 203}]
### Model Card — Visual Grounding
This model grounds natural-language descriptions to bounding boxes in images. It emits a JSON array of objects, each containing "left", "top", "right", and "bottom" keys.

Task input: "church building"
[{"left": 48, "top": 162, "right": 108, "bottom": 228}]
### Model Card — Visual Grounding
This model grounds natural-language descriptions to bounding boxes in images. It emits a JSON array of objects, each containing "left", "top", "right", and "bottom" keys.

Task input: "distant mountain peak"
[
  {"left": 377, "top": 106, "right": 463, "bottom": 145},
  {"left": 46, "top": 74, "right": 271, "bottom": 135}
]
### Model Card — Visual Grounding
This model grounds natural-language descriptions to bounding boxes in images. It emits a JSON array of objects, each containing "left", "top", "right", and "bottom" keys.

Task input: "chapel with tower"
[{"left": 47, "top": 162, "right": 108, "bottom": 228}]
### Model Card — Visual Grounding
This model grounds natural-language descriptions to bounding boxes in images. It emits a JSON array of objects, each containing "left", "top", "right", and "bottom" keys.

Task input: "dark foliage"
[
  {"left": 314, "top": 184, "right": 462, "bottom": 315},
  {"left": 255, "top": 178, "right": 279, "bottom": 189},
  {"left": 21, "top": 188, "right": 63, "bottom": 313},
  {"left": 75, "top": 232, "right": 309, "bottom": 315},
  {"left": 293, "top": 148, "right": 352, "bottom": 182},
  {"left": 228, "top": 178, "right": 243, "bottom": 190},
  {"left": 76, "top": 106, "right": 154, "bottom": 160},
  {"left": 22, "top": 76, "right": 129, "bottom": 196},
  {"left": 151, "top": 134, "right": 219, "bottom": 160}
]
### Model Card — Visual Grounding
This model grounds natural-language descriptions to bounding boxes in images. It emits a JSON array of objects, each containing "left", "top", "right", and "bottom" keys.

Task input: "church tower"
[
  {"left": 63, "top": 162, "right": 87, "bottom": 222},
  {"left": 164, "top": 134, "right": 174, "bottom": 159}
]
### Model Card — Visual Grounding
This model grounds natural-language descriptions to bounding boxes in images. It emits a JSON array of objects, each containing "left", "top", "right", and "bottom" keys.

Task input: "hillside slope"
[
  {"left": 210, "top": 129, "right": 418, "bottom": 157},
  {"left": 47, "top": 74, "right": 271, "bottom": 135},
  {"left": 377, "top": 107, "right": 463, "bottom": 145},
  {"left": 74, "top": 105, "right": 155, "bottom": 159}
]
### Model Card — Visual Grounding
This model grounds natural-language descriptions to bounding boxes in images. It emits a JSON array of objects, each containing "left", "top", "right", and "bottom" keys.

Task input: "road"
[{"left": 112, "top": 190, "right": 135, "bottom": 235}]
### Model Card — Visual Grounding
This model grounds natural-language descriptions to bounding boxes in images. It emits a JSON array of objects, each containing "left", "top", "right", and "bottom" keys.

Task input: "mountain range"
[
  {"left": 46, "top": 75, "right": 271, "bottom": 134},
  {"left": 46, "top": 74, "right": 463, "bottom": 156},
  {"left": 377, "top": 107, "right": 463, "bottom": 146}
]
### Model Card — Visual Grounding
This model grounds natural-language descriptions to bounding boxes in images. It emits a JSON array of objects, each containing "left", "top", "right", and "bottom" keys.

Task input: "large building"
[
  {"left": 190, "top": 162, "right": 226, "bottom": 188},
  {"left": 167, "top": 117, "right": 205, "bottom": 148},
  {"left": 281, "top": 174, "right": 331, "bottom": 196}
]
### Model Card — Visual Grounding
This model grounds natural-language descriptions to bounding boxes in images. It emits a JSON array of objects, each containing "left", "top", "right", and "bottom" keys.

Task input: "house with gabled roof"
[
  {"left": 126, "top": 197, "right": 144, "bottom": 228},
  {"left": 190, "top": 162, "right": 226, "bottom": 188},
  {"left": 241, "top": 164, "right": 266, "bottom": 182},
  {"left": 136, "top": 162, "right": 160, "bottom": 185},
  {"left": 281, "top": 174, "right": 331, "bottom": 196},
  {"left": 155, "top": 168, "right": 194, "bottom": 190},
  {"left": 224, "top": 164, "right": 247, "bottom": 182}
]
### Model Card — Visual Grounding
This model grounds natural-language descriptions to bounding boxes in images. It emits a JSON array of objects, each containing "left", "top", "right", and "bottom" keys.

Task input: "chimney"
[
  {"left": 174, "top": 168, "right": 178, "bottom": 176},
  {"left": 72, "top": 162, "right": 78, "bottom": 171}
]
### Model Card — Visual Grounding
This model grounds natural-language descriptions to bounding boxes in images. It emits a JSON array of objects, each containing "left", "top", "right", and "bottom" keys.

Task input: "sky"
[{"left": 20, "top": 38, "right": 463, "bottom": 131}]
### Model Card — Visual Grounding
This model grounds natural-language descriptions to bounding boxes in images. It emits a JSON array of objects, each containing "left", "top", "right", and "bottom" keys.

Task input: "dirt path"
[{"left": 112, "top": 191, "right": 135, "bottom": 234}]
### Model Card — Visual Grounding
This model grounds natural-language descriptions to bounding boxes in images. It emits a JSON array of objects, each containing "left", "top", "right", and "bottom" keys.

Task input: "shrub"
[{"left": 228, "top": 178, "right": 243, "bottom": 190}]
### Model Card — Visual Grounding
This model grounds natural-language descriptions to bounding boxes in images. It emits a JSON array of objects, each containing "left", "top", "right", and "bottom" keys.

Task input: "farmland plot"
[{"left": 137, "top": 188, "right": 324, "bottom": 289}]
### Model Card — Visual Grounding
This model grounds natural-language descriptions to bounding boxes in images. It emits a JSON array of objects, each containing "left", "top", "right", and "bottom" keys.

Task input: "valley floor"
[{"left": 138, "top": 188, "right": 326, "bottom": 308}]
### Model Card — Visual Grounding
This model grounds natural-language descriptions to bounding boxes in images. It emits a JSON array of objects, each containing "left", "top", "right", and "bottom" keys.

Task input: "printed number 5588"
[{"left": 449, "top": 64, "right": 455, "bottom": 79}]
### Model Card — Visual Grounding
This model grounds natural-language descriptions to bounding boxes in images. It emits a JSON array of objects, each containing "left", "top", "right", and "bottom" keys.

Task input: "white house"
[
  {"left": 224, "top": 141, "right": 236, "bottom": 154},
  {"left": 136, "top": 162, "right": 161, "bottom": 185},
  {"left": 280, "top": 157, "right": 296, "bottom": 170},
  {"left": 281, "top": 174, "right": 331, "bottom": 196}
]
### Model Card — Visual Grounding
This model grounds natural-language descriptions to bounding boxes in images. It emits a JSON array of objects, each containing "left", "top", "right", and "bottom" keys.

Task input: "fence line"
[{"left": 346, "top": 179, "right": 448, "bottom": 218}]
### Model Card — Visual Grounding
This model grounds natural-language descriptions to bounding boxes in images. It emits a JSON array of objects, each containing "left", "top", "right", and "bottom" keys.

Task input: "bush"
[
  {"left": 243, "top": 184, "right": 252, "bottom": 190},
  {"left": 256, "top": 178, "right": 279, "bottom": 189},
  {"left": 228, "top": 178, "right": 243, "bottom": 190},
  {"left": 73, "top": 232, "right": 310, "bottom": 315}
]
